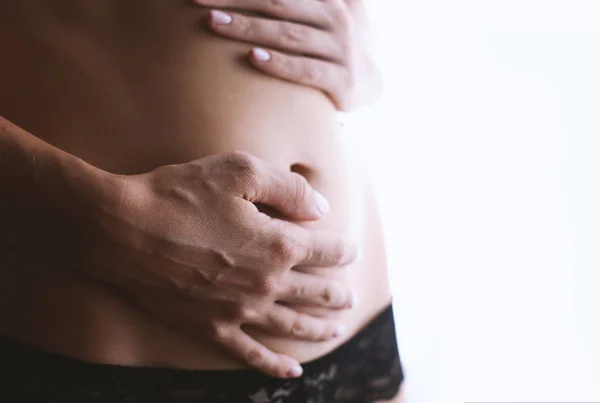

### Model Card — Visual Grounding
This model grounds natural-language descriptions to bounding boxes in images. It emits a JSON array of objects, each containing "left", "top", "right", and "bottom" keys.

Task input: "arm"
[
  {"left": 0, "top": 116, "right": 357, "bottom": 378},
  {"left": 0, "top": 116, "right": 106, "bottom": 267}
]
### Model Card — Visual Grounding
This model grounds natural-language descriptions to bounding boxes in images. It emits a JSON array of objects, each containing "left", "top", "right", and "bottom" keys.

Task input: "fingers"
[
  {"left": 298, "top": 227, "right": 359, "bottom": 267},
  {"left": 215, "top": 325, "right": 304, "bottom": 378},
  {"left": 248, "top": 48, "right": 350, "bottom": 111},
  {"left": 212, "top": 151, "right": 327, "bottom": 221},
  {"left": 193, "top": 0, "right": 331, "bottom": 28},
  {"left": 278, "top": 271, "right": 354, "bottom": 309},
  {"left": 258, "top": 220, "right": 358, "bottom": 270},
  {"left": 268, "top": 222, "right": 359, "bottom": 268},
  {"left": 207, "top": 11, "right": 342, "bottom": 62},
  {"left": 255, "top": 303, "right": 347, "bottom": 341},
  {"left": 250, "top": 161, "right": 330, "bottom": 221}
]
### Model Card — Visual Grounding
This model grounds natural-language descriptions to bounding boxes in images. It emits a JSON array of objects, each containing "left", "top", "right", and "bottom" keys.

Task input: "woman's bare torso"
[{"left": 0, "top": 0, "right": 392, "bottom": 370}]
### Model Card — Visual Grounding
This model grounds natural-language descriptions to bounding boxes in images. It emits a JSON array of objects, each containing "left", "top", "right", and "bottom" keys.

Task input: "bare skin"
[
  {"left": 0, "top": 126, "right": 357, "bottom": 378},
  {"left": 197, "top": 0, "right": 383, "bottom": 110},
  {"left": 0, "top": 0, "right": 402, "bottom": 400}
]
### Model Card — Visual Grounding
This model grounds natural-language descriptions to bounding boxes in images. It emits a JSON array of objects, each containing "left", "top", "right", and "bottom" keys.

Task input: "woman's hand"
[
  {"left": 193, "top": 0, "right": 382, "bottom": 111},
  {"left": 89, "top": 151, "right": 357, "bottom": 378}
]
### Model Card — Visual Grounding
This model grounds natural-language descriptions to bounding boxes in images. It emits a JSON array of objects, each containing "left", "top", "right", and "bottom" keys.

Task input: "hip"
[{"left": 0, "top": 173, "right": 392, "bottom": 370}]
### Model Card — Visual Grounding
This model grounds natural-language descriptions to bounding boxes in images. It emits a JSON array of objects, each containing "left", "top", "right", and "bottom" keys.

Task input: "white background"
[{"left": 347, "top": 1, "right": 600, "bottom": 402}]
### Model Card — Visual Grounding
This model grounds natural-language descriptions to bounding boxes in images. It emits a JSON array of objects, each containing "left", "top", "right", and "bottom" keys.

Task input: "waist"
[
  {"left": 0, "top": 1, "right": 341, "bottom": 175},
  {"left": 0, "top": 304, "right": 403, "bottom": 402},
  {"left": 0, "top": 208, "right": 391, "bottom": 370},
  {"left": 0, "top": 0, "right": 392, "bottom": 369}
]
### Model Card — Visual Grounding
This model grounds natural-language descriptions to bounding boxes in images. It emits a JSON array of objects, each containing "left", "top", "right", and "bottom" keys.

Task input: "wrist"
[
  {"left": 56, "top": 155, "right": 136, "bottom": 268},
  {"left": 37, "top": 150, "right": 117, "bottom": 269},
  {"left": 60, "top": 158, "right": 152, "bottom": 283},
  {"left": 58, "top": 153, "right": 120, "bottom": 221},
  {"left": 0, "top": 116, "right": 130, "bottom": 277}
]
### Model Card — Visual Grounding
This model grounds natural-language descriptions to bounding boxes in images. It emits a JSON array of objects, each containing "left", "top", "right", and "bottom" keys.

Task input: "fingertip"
[
  {"left": 332, "top": 323, "right": 348, "bottom": 338},
  {"left": 304, "top": 210, "right": 325, "bottom": 221},
  {"left": 314, "top": 191, "right": 330, "bottom": 216},
  {"left": 292, "top": 191, "right": 327, "bottom": 221},
  {"left": 209, "top": 10, "right": 232, "bottom": 25},
  {"left": 344, "top": 237, "right": 361, "bottom": 266},
  {"left": 250, "top": 48, "right": 271, "bottom": 62},
  {"left": 287, "top": 363, "right": 303, "bottom": 378},
  {"left": 275, "top": 355, "right": 303, "bottom": 379}
]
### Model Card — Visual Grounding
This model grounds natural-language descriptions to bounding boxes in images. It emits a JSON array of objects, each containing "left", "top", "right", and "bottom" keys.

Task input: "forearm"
[{"left": 0, "top": 116, "right": 108, "bottom": 267}]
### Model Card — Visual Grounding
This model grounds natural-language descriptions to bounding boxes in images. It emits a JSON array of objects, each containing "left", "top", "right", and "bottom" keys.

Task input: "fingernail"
[
  {"left": 252, "top": 48, "right": 271, "bottom": 62},
  {"left": 210, "top": 10, "right": 232, "bottom": 25},
  {"left": 288, "top": 364, "right": 303, "bottom": 378},
  {"left": 333, "top": 324, "right": 347, "bottom": 338},
  {"left": 314, "top": 192, "right": 330, "bottom": 215}
]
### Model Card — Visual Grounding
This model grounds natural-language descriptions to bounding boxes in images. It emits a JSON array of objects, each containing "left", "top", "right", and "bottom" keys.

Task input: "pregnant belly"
[{"left": 0, "top": 0, "right": 392, "bottom": 369}]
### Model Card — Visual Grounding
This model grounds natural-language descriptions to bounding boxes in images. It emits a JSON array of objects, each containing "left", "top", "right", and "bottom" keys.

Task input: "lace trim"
[{"left": 1, "top": 305, "right": 403, "bottom": 402}]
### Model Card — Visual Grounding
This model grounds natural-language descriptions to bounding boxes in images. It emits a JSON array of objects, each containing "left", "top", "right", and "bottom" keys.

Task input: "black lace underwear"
[{"left": 0, "top": 304, "right": 403, "bottom": 402}]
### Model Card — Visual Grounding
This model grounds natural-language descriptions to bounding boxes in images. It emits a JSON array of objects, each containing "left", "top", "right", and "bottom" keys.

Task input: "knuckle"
[
  {"left": 247, "top": 349, "right": 265, "bottom": 366},
  {"left": 328, "top": 241, "right": 346, "bottom": 265},
  {"left": 224, "top": 151, "right": 260, "bottom": 187},
  {"left": 279, "top": 22, "right": 303, "bottom": 47},
  {"left": 239, "top": 307, "right": 257, "bottom": 322},
  {"left": 320, "top": 284, "right": 336, "bottom": 304},
  {"left": 289, "top": 313, "right": 306, "bottom": 336},
  {"left": 205, "top": 270, "right": 227, "bottom": 285},
  {"left": 255, "top": 275, "right": 278, "bottom": 295},
  {"left": 304, "top": 64, "right": 323, "bottom": 85},
  {"left": 225, "top": 303, "right": 254, "bottom": 321},
  {"left": 235, "top": 16, "right": 253, "bottom": 35},
  {"left": 293, "top": 284, "right": 306, "bottom": 299},
  {"left": 270, "top": 235, "right": 299, "bottom": 266},
  {"left": 275, "top": 56, "right": 294, "bottom": 77},
  {"left": 225, "top": 151, "right": 256, "bottom": 172},
  {"left": 268, "top": 0, "right": 287, "bottom": 9},
  {"left": 321, "top": 281, "right": 350, "bottom": 307},
  {"left": 208, "top": 322, "right": 230, "bottom": 341}
]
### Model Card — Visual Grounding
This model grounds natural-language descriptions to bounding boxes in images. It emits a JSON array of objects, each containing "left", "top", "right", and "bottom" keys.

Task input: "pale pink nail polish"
[
  {"left": 210, "top": 10, "right": 232, "bottom": 25},
  {"left": 287, "top": 364, "right": 303, "bottom": 378},
  {"left": 314, "top": 191, "right": 330, "bottom": 215},
  {"left": 252, "top": 48, "right": 271, "bottom": 62}
]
